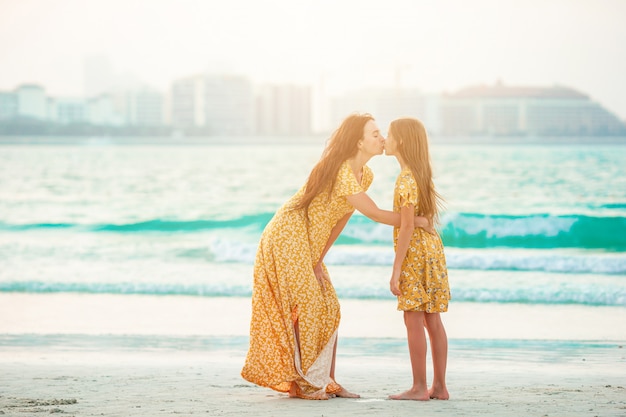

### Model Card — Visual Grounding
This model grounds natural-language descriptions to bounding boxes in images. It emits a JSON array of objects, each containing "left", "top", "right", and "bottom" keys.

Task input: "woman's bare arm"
[
  {"left": 318, "top": 211, "right": 352, "bottom": 264},
  {"left": 314, "top": 211, "right": 353, "bottom": 290},
  {"left": 346, "top": 192, "right": 433, "bottom": 232}
]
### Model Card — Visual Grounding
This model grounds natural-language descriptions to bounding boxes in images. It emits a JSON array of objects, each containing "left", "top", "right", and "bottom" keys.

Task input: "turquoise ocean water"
[
  {"left": 1, "top": 139, "right": 625, "bottom": 306},
  {"left": 1, "top": 138, "right": 625, "bottom": 363}
]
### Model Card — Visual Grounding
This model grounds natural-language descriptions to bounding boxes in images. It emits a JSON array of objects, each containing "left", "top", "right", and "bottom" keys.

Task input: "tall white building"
[
  {"left": 53, "top": 98, "right": 87, "bottom": 124},
  {"left": 15, "top": 84, "right": 47, "bottom": 120},
  {"left": 87, "top": 94, "right": 123, "bottom": 126},
  {"left": 0, "top": 92, "right": 17, "bottom": 120},
  {"left": 255, "top": 84, "right": 311, "bottom": 136},
  {"left": 170, "top": 75, "right": 206, "bottom": 129},
  {"left": 204, "top": 75, "right": 253, "bottom": 136},
  {"left": 170, "top": 73, "right": 254, "bottom": 136},
  {"left": 122, "top": 87, "right": 164, "bottom": 126}
]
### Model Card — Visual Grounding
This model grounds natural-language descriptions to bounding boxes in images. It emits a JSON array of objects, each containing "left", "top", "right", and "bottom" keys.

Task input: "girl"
[{"left": 384, "top": 117, "right": 451, "bottom": 401}]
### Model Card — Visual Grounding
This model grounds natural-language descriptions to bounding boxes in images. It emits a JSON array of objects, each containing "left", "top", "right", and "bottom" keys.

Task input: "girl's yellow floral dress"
[
  {"left": 241, "top": 161, "right": 372, "bottom": 397},
  {"left": 393, "top": 169, "right": 450, "bottom": 312}
]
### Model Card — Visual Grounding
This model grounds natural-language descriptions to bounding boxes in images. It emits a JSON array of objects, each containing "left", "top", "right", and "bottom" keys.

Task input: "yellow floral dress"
[
  {"left": 241, "top": 160, "right": 373, "bottom": 396},
  {"left": 393, "top": 169, "right": 450, "bottom": 313}
]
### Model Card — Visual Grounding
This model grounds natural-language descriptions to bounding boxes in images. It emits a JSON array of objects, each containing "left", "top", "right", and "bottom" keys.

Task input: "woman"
[{"left": 241, "top": 113, "right": 432, "bottom": 400}]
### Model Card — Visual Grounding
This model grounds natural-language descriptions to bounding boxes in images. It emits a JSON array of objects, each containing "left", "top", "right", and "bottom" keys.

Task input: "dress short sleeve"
[
  {"left": 361, "top": 165, "right": 373, "bottom": 192},
  {"left": 334, "top": 161, "right": 364, "bottom": 197},
  {"left": 397, "top": 170, "right": 418, "bottom": 207}
]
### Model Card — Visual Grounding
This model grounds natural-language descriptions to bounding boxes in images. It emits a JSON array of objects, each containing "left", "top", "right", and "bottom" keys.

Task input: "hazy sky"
[{"left": 1, "top": 0, "right": 625, "bottom": 118}]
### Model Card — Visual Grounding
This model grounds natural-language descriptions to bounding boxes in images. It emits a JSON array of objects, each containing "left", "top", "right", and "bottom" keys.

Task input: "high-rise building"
[
  {"left": 122, "top": 87, "right": 164, "bottom": 126},
  {"left": 53, "top": 98, "right": 87, "bottom": 124},
  {"left": 255, "top": 84, "right": 311, "bottom": 136},
  {"left": 0, "top": 92, "right": 17, "bottom": 120},
  {"left": 170, "top": 73, "right": 254, "bottom": 136},
  {"left": 204, "top": 74, "right": 253, "bottom": 136},
  {"left": 15, "top": 84, "right": 47, "bottom": 120},
  {"left": 87, "top": 94, "right": 123, "bottom": 126},
  {"left": 170, "top": 75, "right": 206, "bottom": 130}
]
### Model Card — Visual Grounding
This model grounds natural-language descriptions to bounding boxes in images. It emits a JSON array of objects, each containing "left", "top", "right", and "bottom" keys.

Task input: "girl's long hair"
[
  {"left": 389, "top": 117, "right": 444, "bottom": 224},
  {"left": 292, "top": 113, "right": 374, "bottom": 211}
]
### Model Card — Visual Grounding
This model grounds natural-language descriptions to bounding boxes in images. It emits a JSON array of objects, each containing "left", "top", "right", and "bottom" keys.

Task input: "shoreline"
[
  {"left": 2, "top": 294, "right": 625, "bottom": 415},
  {"left": 2, "top": 293, "right": 626, "bottom": 340}
]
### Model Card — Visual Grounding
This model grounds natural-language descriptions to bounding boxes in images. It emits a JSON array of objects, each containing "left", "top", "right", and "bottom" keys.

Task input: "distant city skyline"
[
  {"left": 1, "top": 0, "right": 625, "bottom": 119},
  {"left": 3, "top": 79, "right": 623, "bottom": 138}
]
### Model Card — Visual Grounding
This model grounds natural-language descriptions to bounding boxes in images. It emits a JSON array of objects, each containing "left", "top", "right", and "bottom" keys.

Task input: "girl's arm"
[
  {"left": 390, "top": 203, "right": 415, "bottom": 296},
  {"left": 346, "top": 192, "right": 433, "bottom": 232},
  {"left": 314, "top": 211, "right": 353, "bottom": 291}
]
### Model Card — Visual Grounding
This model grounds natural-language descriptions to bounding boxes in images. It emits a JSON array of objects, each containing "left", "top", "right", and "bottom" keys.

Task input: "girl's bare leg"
[
  {"left": 389, "top": 311, "right": 429, "bottom": 401},
  {"left": 424, "top": 313, "right": 449, "bottom": 400},
  {"left": 330, "top": 334, "right": 360, "bottom": 398}
]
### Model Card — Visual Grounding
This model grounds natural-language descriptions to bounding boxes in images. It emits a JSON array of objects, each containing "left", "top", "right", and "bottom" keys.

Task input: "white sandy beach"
[
  {"left": 1, "top": 347, "right": 625, "bottom": 417},
  {"left": 1, "top": 293, "right": 625, "bottom": 416}
]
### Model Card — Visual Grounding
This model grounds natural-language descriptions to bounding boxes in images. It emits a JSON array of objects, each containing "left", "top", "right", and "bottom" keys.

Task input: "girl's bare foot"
[
  {"left": 388, "top": 388, "right": 430, "bottom": 401},
  {"left": 428, "top": 385, "right": 450, "bottom": 400}
]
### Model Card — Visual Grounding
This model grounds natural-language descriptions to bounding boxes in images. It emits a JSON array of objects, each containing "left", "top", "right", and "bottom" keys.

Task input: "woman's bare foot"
[
  {"left": 334, "top": 386, "right": 360, "bottom": 398},
  {"left": 389, "top": 388, "right": 430, "bottom": 401},
  {"left": 289, "top": 382, "right": 329, "bottom": 400},
  {"left": 428, "top": 385, "right": 450, "bottom": 400}
]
